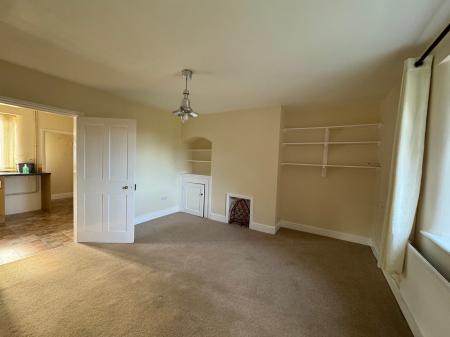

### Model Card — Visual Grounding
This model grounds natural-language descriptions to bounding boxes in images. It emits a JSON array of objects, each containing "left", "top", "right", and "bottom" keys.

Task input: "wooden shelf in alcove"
[
  {"left": 186, "top": 149, "right": 211, "bottom": 151},
  {"left": 283, "top": 141, "right": 380, "bottom": 145},
  {"left": 186, "top": 160, "right": 212, "bottom": 163},
  {"left": 283, "top": 123, "right": 382, "bottom": 131}
]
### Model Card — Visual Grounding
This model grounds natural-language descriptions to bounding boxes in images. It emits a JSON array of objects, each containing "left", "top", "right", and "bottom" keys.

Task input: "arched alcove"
[{"left": 185, "top": 137, "right": 212, "bottom": 176}]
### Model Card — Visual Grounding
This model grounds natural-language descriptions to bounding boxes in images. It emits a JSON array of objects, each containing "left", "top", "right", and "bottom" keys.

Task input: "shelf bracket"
[{"left": 321, "top": 128, "right": 330, "bottom": 177}]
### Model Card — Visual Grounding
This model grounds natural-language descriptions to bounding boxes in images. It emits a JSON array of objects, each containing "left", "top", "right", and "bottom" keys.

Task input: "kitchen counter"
[{"left": 0, "top": 172, "right": 51, "bottom": 222}]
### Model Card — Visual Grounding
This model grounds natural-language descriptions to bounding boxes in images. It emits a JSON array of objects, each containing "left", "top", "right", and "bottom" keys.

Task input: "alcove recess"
[{"left": 185, "top": 137, "right": 212, "bottom": 176}]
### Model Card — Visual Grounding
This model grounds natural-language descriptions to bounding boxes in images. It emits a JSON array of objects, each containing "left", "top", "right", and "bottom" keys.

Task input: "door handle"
[
  {"left": 200, "top": 193, "right": 204, "bottom": 196},
  {"left": 122, "top": 186, "right": 128, "bottom": 190}
]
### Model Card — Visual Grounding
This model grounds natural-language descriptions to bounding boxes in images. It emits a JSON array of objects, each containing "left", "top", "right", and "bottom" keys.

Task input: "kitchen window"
[{"left": 0, "top": 113, "right": 16, "bottom": 171}]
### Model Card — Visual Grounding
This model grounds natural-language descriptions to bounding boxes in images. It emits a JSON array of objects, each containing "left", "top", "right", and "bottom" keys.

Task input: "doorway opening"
[{"left": 0, "top": 101, "right": 76, "bottom": 265}]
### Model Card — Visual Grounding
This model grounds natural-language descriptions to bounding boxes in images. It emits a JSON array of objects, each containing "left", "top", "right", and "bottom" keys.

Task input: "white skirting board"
[
  {"left": 249, "top": 222, "right": 279, "bottom": 235},
  {"left": 209, "top": 212, "right": 278, "bottom": 235},
  {"left": 278, "top": 220, "right": 371, "bottom": 246},
  {"left": 381, "top": 270, "right": 424, "bottom": 337},
  {"left": 208, "top": 212, "right": 227, "bottom": 223},
  {"left": 134, "top": 206, "right": 180, "bottom": 225},
  {"left": 370, "top": 245, "right": 421, "bottom": 337},
  {"left": 370, "top": 243, "right": 380, "bottom": 261},
  {"left": 51, "top": 192, "right": 73, "bottom": 200}
]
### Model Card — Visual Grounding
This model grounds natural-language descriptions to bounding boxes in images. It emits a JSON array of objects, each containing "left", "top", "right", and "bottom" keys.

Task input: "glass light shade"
[{"left": 172, "top": 70, "right": 198, "bottom": 122}]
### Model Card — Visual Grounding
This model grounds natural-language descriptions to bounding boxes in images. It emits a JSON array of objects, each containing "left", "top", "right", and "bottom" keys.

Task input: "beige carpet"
[{"left": 0, "top": 213, "right": 412, "bottom": 337}]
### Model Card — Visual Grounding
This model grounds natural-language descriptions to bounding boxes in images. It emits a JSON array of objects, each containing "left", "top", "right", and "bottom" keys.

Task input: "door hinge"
[{"left": 134, "top": 184, "right": 137, "bottom": 191}]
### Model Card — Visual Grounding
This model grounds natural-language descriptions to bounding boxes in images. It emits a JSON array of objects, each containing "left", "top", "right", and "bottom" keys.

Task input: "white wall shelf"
[
  {"left": 281, "top": 162, "right": 380, "bottom": 169},
  {"left": 283, "top": 123, "right": 382, "bottom": 132},
  {"left": 280, "top": 122, "right": 381, "bottom": 177},
  {"left": 283, "top": 141, "right": 380, "bottom": 145}
]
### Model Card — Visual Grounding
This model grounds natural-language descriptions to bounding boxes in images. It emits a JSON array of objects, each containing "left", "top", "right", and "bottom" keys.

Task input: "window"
[
  {"left": 414, "top": 53, "right": 450, "bottom": 281},
  {"left": 0, "top": 113, "right": 16, "bottom": 170}
]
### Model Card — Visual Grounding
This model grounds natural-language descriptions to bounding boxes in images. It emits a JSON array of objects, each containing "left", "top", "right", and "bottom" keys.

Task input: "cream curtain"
[
  {"left": 0, "top": 113, "right": 16, "bottom": 170},
  {"left": 379, "top": 57, "right": 432, "bottom": 274}
]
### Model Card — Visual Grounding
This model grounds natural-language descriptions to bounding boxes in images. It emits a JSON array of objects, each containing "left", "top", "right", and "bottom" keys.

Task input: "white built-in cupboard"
[
  {"left": 180, "top": 137, "right": 212, "bottom": 218},
  {"left": 180, "top": 174, "right": 210, "bottom": 218}
]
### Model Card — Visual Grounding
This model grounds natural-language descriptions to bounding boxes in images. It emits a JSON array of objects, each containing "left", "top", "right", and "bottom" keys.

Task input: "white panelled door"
[
  {"left": 75, "top": 117, "right": 136, "bottom": 243},
  {"left": 182, "top": 183, "right": 205, "bottom": 217}
]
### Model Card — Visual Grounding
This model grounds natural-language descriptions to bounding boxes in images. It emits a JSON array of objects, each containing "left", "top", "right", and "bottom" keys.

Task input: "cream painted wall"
[
  {"left": 0, "top": 59, "right": 183, "bottom": 218},
  {"left": 38, "top": 111, "right": 73, "bottom": 165},
  {"left": 38, "top": 111, "right": 74, "bottom": 196},
  {"left": 182, "top": 106, "right": 282, "bottom": 227},
  {"left": 44, "top": 133, "right": 73, "bottom": 196},
  {"left": 279, "top": 101, "right": 381, "bottom": 239}
]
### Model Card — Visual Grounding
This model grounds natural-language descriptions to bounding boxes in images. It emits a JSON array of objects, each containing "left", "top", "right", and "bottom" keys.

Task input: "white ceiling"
[{"left": 0, "top": 0, "right": 448, "bottom": 113}]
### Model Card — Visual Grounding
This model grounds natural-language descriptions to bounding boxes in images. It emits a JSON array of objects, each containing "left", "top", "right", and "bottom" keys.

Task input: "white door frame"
[
  {"left": 0, "top": 95, "right": 80, "bottom": 239},
  {"left": 0, "top": 96, "right": 81, "bottom": 117},
  {"left": 180, "top": 174, "right": 211, "bottom": 218}
]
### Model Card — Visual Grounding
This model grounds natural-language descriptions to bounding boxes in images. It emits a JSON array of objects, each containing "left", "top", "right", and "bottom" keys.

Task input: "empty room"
[{"left": 0, "top": 1, "right": 449, "bottom": 337}]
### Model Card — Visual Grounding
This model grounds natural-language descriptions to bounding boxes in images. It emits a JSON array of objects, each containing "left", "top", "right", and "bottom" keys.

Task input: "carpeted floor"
[{"left": 0, "top": 213, "right": 412, "bottom": 337}]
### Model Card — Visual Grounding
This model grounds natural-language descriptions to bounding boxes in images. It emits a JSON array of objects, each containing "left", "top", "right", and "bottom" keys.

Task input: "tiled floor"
[{"left": 0, "top": 198, "right": 73, "bottom": 265}]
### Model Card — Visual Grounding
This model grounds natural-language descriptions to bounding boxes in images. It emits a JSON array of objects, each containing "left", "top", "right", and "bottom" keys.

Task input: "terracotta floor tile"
[{"left": 0, "top": 199, "right": 73, "bottom": 266}]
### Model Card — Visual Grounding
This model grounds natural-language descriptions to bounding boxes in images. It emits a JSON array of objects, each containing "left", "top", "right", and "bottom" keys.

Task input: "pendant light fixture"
[{"left": 172, "top": 69, "right": 199, "bottom": 123}]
